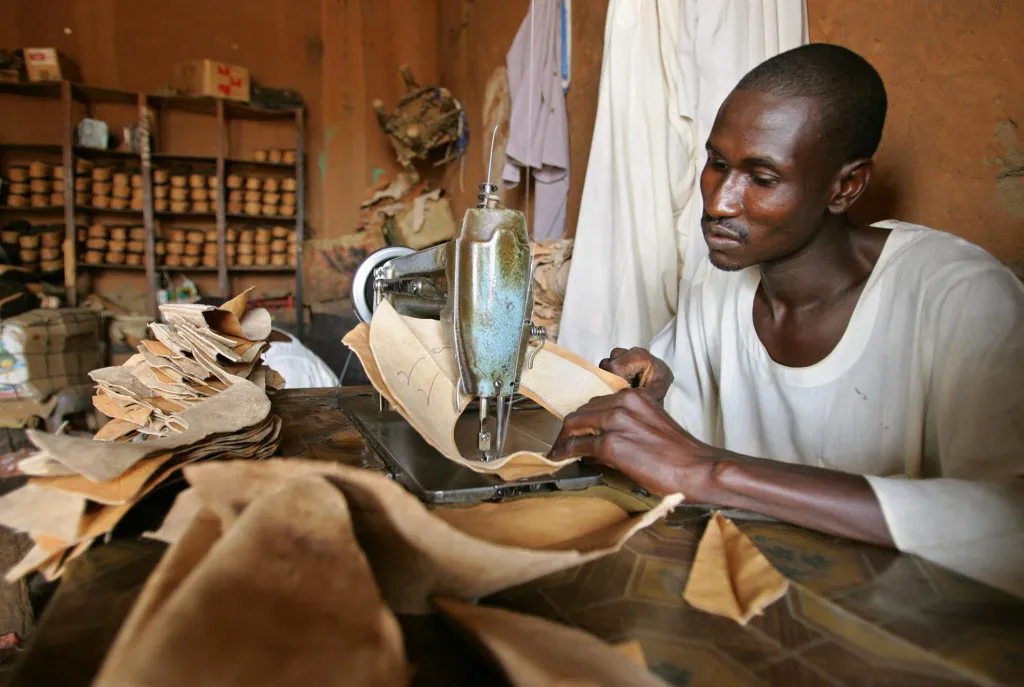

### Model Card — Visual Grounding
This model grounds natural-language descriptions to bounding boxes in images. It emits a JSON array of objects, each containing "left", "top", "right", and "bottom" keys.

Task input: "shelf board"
[
  {"left": 151, "top": 153, "right": 216, "bottom": 166},
  {"left": 0, "top": 143, "right": 63, "bottom": 155},
  {"left": 226, "top": 158, "right": 298, "bottom": 169},
  {"left": 148, "top": 94, "right": 218, "bottom": 116},
  {"left": 0, "top": 82, "right": 62, "bottom": 99},
  {"left": 226, "top": 213, "right": 298, "bottom": 223},
  {"left": 151, "top": 153, "right": 297, "bottom": 170},
  {"left": 224, "top": 101, "right": 302, "bottom": 121},
  {"left": 74, "top": 206, "right": 143, "bottom": 216},
  {"left": 156, "top": 265, "right": 218, "bottom": 273},
  {"left": 73, "top": 146, "right": 140, "bottom": 160},
  {"left": 229, "top": 266, "right": 296, "bottom": 273},
  {"left": 155, "top": 211, "right": 216, "bottom": 220},
  {"left": 77, "top": 262, "right": 146, "bottom": 271},
  {"left": 71, "top": 84, "right": 138, "bottom": 106},
  {"left": 1, "top": 205, "right": 67, "bottom": 213}
]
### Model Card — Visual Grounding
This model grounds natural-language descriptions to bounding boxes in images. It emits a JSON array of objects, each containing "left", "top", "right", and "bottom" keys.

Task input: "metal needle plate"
[{"left": 341, "top": 395, "right": 601, "bottom": 504}]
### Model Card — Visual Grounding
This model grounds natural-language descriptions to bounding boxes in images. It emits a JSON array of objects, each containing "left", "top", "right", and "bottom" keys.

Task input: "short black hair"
[{"left": 735, "top": 43, "right": 887, "bottom": 165}]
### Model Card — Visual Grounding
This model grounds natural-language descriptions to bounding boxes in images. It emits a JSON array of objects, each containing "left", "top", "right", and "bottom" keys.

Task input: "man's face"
[{"left": 700, "top": 89, "right": 837, "bottom": 271}]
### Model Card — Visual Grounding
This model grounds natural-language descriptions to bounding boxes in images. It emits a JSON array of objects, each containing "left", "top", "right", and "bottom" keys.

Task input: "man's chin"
[{"left": 708, "top": 252, "right": 747, "bottom": 272}]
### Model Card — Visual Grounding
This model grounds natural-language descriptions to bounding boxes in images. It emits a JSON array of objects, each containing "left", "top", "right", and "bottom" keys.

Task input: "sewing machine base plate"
[{"left": 342, "top": 395, "right": 602, "bottom": 504}]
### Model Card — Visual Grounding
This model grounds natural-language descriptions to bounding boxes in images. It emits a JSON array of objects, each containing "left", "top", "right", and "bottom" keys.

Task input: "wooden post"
[
  {"left": 294, "top": 108, "right": 305, "bottom": 339},
  {"left": 140, "top": 93, "right": 157, "bottom": 318},
  {"left": 60, "top": 81, "right": 77, "bottom": 307},
  {"left": 215, "top": 99, "right": 228, "bottom": 297}
]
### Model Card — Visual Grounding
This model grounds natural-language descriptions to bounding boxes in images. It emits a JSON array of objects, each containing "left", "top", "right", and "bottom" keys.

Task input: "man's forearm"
[{"left": 688, "top": 449, "right": 895, "bottom": 547}]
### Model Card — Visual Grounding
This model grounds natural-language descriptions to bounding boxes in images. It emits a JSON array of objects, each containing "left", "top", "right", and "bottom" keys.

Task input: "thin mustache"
[{"left": 701, "top": 216, "right": 749, "bottom": 242}]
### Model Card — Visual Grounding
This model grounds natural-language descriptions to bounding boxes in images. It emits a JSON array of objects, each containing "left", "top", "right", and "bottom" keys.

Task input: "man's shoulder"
[
  {"left": 874, "top": 220, "right": 1024, "bottom": 320},
  {"left": 874, "top": 220, "right": 1007, "bottom": 279}
]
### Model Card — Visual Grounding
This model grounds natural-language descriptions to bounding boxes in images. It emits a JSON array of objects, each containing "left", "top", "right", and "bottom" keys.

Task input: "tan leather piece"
[
  {"left": 171, "top": 459, "right": 682, "bottom": 614},
  {"left": 94, "top": 476, "right": 409, "bottom": 687},
  {"left": 434, "top": 597, "right": 670, "bottom": 687},
  {"left": 682, "top": 512, "right": 789, "bottom": 624}
]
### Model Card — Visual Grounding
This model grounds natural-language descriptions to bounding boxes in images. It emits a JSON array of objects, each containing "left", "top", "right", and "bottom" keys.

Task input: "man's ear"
[{"left": 828, "top": 158, "right": 874, "bottom": 214}]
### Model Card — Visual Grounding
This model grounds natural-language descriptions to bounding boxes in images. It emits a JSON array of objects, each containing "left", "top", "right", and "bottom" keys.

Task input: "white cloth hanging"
[
  {"left": 558, "top": 0, "right": 807, "bottom": 364},
  {"left": 503, "top": 0, "right": 571, "bottom": 242}
]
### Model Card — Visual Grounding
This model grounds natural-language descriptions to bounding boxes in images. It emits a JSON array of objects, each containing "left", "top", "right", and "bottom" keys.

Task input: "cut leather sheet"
[
  {"left": 92, "top": 392, "right": 153, "bottom": 426},
  {"left": 89, "top": 365, "right": 157, "bottom": 401},
  {"left": 30, "top": 452, "right": 176, "bottom": 505},
  {"left": 682, "top": 512, "right": 789, "bottom": 625},
  {"left": 94, "top": 476, "right": 409, "bottom": 687},
  {"left": 160, "top": 289, "right": 272, "bottom": 344},
  {"left": 27, "top": 377, "right": 271, "bottom": 482},
  {"left": 434, "top": 598, "right": 670, "bottom": 687},
  {"left": 150, "top": 323, "right": 193, "bottom": 357},
  {"left": 5, "top": 541, "right": 64, "bottom": 583},
  {"left": 17, "top": 451, "right": 77, "bottom": 476},
  {"left": 0, "top": 483, "right": 85, "bottom": 543},
  {"left": 93, "top": 418, "right": 139, "bottom": 442},
  {"left": 144, "top": 488, "right": 202, "bottom": 544},
  {"left": 343, "top": 300, "right": 627, "bottom": 480},
  {"left": 142, "top": 339, "right": 212, "bottom": 380},
  {"left": 176, "top": 459, "right": 682, "bottom": 614}
]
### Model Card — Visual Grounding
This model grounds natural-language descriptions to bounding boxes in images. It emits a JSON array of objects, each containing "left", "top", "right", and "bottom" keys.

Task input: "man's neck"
[{"left": 757, "top": 216, "right": 886, "bottom": 318}]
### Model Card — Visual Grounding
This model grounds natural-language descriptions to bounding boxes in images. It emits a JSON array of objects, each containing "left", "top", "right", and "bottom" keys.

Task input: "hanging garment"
[
  {"left": 558, "top": 0, "right": 806, "bottom": 364},
  {"left": 503, "top": 0, "right": 571, "bottom": 242}
]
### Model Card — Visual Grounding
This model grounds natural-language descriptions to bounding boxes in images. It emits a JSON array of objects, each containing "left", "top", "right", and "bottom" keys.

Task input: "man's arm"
[{"left": 551, "top": 354, "right": 895, "bottom": 547}]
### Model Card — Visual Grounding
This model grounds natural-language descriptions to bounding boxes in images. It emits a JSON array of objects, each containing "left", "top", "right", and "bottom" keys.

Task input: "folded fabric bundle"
[
  {"left": 0, "top": 289, "right": 284, "bottom": 583},
  {"left": 343, "top": 299, "right": 628, "bottom": 480},
  {"left": 94, "top": 459, "right": 680, "bottom": 686}
]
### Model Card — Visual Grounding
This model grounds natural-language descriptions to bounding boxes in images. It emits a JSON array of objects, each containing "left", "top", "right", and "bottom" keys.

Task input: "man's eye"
[
  {"left": 709, "top": 158, "right": 728, "bottom": 171},
  {"left": 751, "top": 175, "right": 778, "bottom": 188}
]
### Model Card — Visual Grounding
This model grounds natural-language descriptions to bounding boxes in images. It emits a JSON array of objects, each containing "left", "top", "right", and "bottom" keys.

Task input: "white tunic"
[
  {"left": 262, "top": 329, "right": 339, "bottom": 389},
  {"left": 650, "top": 221, "right": 1024, "bottom": 597}
]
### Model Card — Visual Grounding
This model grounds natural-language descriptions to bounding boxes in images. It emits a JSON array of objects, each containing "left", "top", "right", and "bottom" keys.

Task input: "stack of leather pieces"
[
  {"left": 0, "top": 288, "right": 285, "bottom": 583},
  {"left": 91, "top": 458, "right": 680, "bottom": 687}
]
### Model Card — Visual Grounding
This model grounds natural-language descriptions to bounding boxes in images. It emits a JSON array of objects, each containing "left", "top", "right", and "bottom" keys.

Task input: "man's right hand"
[{"left": 599, "top": 347, "right": 674, "bottom": 402}]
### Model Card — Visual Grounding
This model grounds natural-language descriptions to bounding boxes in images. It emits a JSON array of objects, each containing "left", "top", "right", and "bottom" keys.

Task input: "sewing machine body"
[{"left": 347, "top": 178, "right": 600, "bottom": 502}]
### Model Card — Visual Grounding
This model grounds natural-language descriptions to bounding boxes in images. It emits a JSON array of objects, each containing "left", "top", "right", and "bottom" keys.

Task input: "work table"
[{"left": 8, "top": 387, "right": 1023, "bottom": 686}]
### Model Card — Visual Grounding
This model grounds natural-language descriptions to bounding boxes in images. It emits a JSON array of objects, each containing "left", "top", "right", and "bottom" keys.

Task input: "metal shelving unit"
[{"left": 0, "top": 80, "right": 305, "bottom": 334}]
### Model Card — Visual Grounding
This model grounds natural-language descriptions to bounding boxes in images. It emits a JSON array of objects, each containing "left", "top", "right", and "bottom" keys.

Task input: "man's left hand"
[{"left": 548, "top": 388, "right": 715, "bottom": 498}]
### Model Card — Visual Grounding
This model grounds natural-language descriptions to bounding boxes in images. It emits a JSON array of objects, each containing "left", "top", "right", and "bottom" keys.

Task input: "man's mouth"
[{"left": 702, "top": 223, "right": 745, "bottom": 250}]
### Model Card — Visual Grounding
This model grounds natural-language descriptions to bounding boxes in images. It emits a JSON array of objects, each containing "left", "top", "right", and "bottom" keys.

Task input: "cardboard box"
[
  {"left": 23, "top": 48, "right": 80, "bottom": 83},
  {"left": 173, "top": 59, "right": 250, "bottom": 102},
  {"left": 0, "top": 308, "right": 101, "bottom": 401},
  {"left": 381, "top": 192, "right": 457, "bottom": 250}
]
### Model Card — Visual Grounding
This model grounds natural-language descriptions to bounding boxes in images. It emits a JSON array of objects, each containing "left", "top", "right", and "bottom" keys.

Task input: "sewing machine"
[{"left": 345, "top": 154, "right": 601, "bottom": 503}]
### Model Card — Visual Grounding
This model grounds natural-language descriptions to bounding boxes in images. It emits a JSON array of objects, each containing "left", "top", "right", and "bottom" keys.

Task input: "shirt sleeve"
[
  {"left": 924, "top": 264, "right": 1024, "bottom": 479},
  {"left": 867, "top": 263, "right": 1024, "bottom": 598}
]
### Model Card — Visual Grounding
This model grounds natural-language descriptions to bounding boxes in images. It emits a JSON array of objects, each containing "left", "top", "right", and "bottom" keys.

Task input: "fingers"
[
  {"left": 600, "top": 347, "right": 652, "bottom": 384},
  {"left": 549, "top": 432, "right": 607, "bottom": 459},
  {"left": 598, "top": 347, "right": 628, "bottom": 373},
  {"left": 550, "top": 391, "right": 651, "bottom": 458}
]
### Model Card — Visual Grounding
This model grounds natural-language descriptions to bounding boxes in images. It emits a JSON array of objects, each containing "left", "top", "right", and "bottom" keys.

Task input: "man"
[{"left": 551, "top": 44, "right": 1024, "bottom": 594}]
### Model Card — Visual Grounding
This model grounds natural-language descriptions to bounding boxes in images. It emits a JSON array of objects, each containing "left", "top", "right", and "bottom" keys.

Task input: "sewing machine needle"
[
  {"left": 496, "top": 393, "right": 506, "bottom": 459},
  {"left": 478, "top": 396, "right": 492, "bottom": 457}
]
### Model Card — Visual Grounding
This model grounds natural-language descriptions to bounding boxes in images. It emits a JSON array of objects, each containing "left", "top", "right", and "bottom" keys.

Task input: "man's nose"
[{"left": 703, "top": 171, "right": 742, "bottom": 219}]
